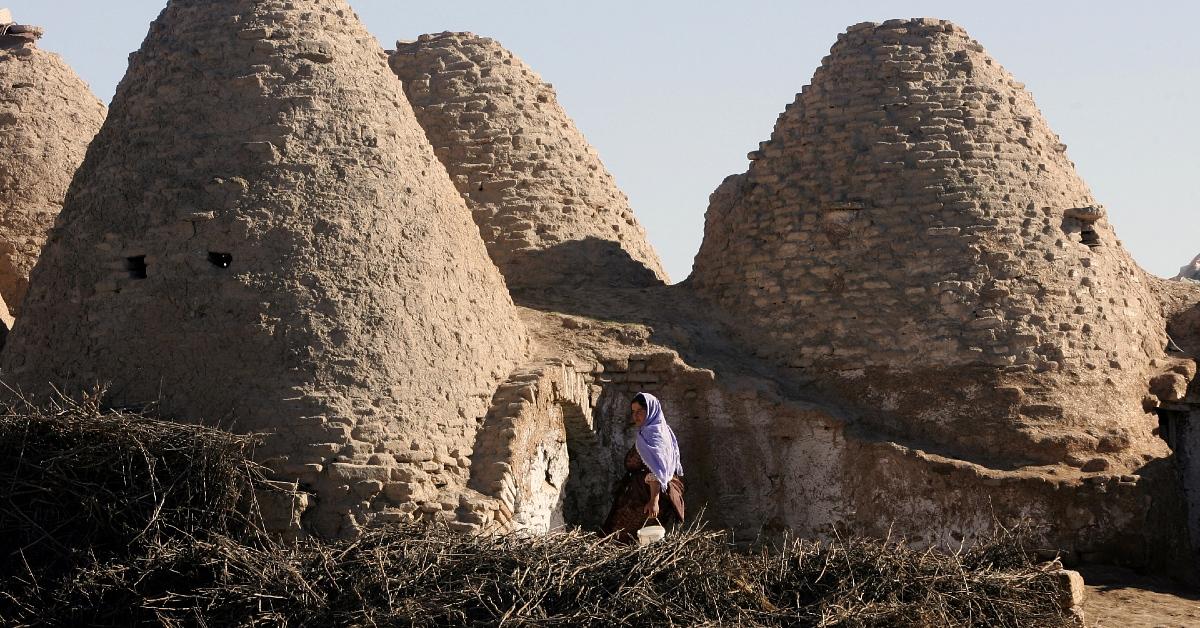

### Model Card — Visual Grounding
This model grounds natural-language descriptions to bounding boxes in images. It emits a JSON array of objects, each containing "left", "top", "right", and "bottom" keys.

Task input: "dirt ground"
[{"left": 1080, "top": 566, "right": 1200, "bottom": 627}]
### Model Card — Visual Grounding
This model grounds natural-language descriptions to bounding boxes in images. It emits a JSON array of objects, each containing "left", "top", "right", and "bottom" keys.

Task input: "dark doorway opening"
[
  {"left": 558, "top": 404, "right": 611, "bottom": 531},
  {"left": 1156, "top": 408, "right": 1188, "bottom": 450}
]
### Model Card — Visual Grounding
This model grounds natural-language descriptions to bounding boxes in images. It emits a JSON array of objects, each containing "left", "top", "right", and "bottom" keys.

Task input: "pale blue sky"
[{"left": 8, "top": 1, "right": 1198, "bottom": 281}]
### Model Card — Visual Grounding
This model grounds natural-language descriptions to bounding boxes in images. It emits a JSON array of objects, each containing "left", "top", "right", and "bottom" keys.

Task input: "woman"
[{"left": 602, "top": 392, "right": 685, "bottom": 543}]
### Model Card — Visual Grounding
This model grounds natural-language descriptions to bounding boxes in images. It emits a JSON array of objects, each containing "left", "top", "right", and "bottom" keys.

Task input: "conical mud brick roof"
[
  {"left": 1176, "top": 254, "right": 1200, "bottom": 281},
  {"left": 390, "top": 33, "right": 668, "bottom": 291},
  {"left": 690, "top": 19, "right": 1171, "bottom": 469},
  {"left": 2, "top": 0, "right": 528, "bottom": 535},
  {"left": 0, "top": 14, "right": 106, "bottom": 314}
]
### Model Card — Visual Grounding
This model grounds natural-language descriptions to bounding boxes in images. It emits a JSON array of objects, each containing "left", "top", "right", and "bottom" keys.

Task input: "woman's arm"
[{"left": 643, "top": 476, "right": 661, "bottom": 518}]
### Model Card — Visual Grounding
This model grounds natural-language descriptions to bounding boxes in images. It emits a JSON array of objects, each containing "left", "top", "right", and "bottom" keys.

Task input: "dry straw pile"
[{"left": 0, "top": 396, "right": 1076, "bottom": 627}]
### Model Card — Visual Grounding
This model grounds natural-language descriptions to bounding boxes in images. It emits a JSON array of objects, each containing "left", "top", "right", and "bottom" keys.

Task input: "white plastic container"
[{"left": 637, "top": 519, "right": 666, "bottom": 546}]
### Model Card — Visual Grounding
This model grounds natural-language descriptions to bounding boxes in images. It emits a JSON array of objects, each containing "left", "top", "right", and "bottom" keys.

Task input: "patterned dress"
[{"left": 602, "top": 445, "right": 686, "bottom": 543}]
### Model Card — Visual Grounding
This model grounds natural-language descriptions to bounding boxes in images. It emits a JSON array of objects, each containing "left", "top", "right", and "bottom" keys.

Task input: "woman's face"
[{"left": 630, "top": 402, "right": 648, "bottom": 427}]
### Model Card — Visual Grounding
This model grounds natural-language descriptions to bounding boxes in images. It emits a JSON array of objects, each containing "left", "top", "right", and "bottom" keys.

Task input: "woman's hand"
[{"left": 644, "top": 476, "right": 662, "bottom": 518}]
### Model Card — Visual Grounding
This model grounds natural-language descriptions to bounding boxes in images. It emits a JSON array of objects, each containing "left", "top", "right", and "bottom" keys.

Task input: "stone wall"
[
  {"left": 689, "top": 18, "right": 1176, "bottom": 473},
  {"left": 450, "top": 342, "right": 852, "bottom": 539},
  {"left": 0, "top": 0, "right": 527, "bottom": 539},
  {"left": 0, "top": 16, "right": 106, "bottom": 313},
  {"left": 588, "top": 351, "right": 850, "bottom": 540},
  {"left": 471, "top": 311, "right": 1190, "bottom": 571},
  {"left": 389, "top": 32, "right": 668, "bottom": 292},
  {"left": 847, "top": 439, "right": 1190, "bottom": 571}
]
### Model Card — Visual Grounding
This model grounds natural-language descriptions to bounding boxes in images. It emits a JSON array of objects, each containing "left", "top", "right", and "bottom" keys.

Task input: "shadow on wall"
[
  {"left": 1168, "top": 299, "right": 1200, "bottom": 356},
  {"left": 558, "top": 401, "right": 621, "bottom": 531},
  {"left": 1128, "top": 456, "right": 1194, "bottom": 577},
  {"left": 1158, "top": 292, "right": 1200, "bottom": 577},
  {"left": 505, "top": 237, "right": 665, "bottom": 295}
]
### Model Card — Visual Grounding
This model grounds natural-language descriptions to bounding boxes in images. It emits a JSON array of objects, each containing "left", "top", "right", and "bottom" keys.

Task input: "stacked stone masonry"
[
  {"left": 690, "top": 18, "right": 1177, "bottom": 472},
  {"left": 0, "top": 0, "right": 528, "bottom": 539},
  {"left": 389, "top": 32, "right": 668, "bottom": 291},
  {"left": 488, "top": 309, "right": 1188, "bottom": 570},
  {"left": 0, "top": 15, "right": 106, "bottom": 314}
]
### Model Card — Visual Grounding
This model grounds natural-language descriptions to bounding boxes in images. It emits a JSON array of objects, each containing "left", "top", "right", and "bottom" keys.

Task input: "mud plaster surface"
[{"left": 0, "top": 35, "right": 105, "bottom": 313}]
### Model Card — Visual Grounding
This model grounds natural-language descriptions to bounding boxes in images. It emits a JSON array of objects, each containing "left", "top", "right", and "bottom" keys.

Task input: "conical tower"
[
  {"left": 690, "top": 19, "right": 1173, "bottom": 470},
  {"left": 390, "top": 33, "right": 668, "bottom": 292},
  {"left": 0, "top": 12, "right": 106, "bottom": 314},
  {"left": 2, "top": 0, "right": 528, "bottom": 536},
  {"left": 1177, "top": 254, "right": 1200, "bottom": 281}
]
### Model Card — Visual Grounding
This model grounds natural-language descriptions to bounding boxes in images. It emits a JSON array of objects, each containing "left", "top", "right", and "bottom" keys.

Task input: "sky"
[{"left": 7, "top": 0, "right": 1198, "bottom": 282}]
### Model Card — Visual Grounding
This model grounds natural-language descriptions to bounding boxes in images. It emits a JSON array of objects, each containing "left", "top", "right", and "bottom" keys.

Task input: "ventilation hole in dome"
[
  {"left": 1080, "top": 225, "right": 1101, "bottom": 248},
  {"left": 208, "top": 252, "right": 232, "bottom": 269},
  {"left": 125, "top": 256, "right": 147, "bottom": 279}
]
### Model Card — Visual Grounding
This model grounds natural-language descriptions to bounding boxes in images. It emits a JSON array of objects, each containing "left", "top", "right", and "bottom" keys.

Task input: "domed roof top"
[
  {"left": 2, "top": 0, "right": 528, "bottom": 535},
  {"left": 390, "top": 32, "right": 668, "bottom": 291},
  {"left": 0, "top": 15, "right": 105, "bottom": 313}
]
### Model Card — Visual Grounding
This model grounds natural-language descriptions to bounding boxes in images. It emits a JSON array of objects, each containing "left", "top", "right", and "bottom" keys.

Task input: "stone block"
[
  {"left": 237, "top": 27, "right": 269, "bottom": 40},
  {"left": 1052, "top": 569, "right": 1086, "bottom": 610},
  {"left": 352, "top": 480, "right": 384, "bottom": 498},
  {"left": 327, "top": 462, "right": 391, "bottom": 484},
  {"left": 1149, "top": 372, "right": 1188, "bottom": 403},
  {"left": 255, "top": 484, "right": 309, "bottom": 541},
  {"left": 394, "top": 450, "right": 434, "bottom": 463},
  {"left": 449, "top": 521, "right": 480, "bottom": 534}
]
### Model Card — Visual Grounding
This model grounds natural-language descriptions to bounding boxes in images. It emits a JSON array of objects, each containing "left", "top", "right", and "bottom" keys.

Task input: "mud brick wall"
[{"left": 591, "top": 348, "right": 1190, "bottom": 571}]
